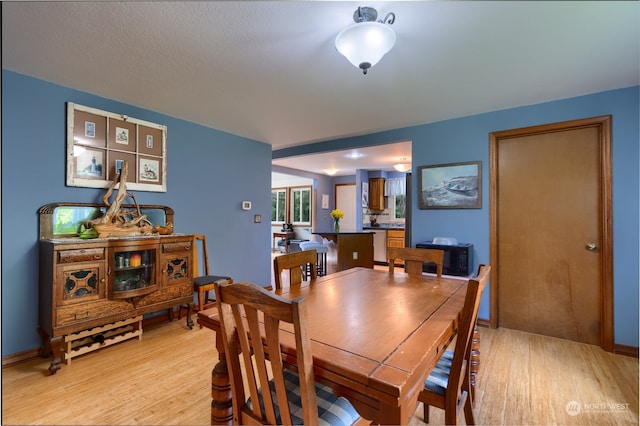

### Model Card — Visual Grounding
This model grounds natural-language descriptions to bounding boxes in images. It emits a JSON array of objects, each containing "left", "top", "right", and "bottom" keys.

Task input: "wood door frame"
[
  {"left": 489, "top": 115, "right": 613, "bottom": 351},
  {"left": 334, "top": 183, "right": 356, "bottom": 230},
  {"left": 334, "top": 183, "right": 355, "bottom": 202}
]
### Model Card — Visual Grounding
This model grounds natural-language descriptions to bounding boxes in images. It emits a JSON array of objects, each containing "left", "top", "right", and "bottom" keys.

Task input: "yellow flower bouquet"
[
  {"left": 330, "top": 209, "right": 344, "bottom": 232},
  {"left": 330, "top": 209, "right": 344, "bottom": 220}
]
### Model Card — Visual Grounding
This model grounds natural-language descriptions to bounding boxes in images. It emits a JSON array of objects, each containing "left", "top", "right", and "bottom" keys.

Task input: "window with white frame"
[
  {"left": 290, "top": 187, "right": 311, "bottom": 224},
  {"left": 271, "top": 186, "right": 312, "bottom": 225},
  {"left": 271, "top": 188, "right": 286, "bottom": 223}
]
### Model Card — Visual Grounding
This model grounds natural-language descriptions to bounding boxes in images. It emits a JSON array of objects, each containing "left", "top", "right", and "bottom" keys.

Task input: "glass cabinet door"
[
  {"left": 57, "top": 262, "right": 106, "bottom": 305},
  {"left": 160, "top": 241, "right": 192, "bottom": 286},
  {"left": 111, "top": 248, "right": 157, "bottom": 298}
]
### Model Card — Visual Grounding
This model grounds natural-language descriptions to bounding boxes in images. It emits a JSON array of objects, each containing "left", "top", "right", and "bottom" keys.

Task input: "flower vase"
[{"left": 334, "top": 220, "right": 340, "bottom": 233}]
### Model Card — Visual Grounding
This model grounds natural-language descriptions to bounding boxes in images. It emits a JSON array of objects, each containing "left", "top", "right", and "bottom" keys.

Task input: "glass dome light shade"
[
  {"left": 393, "top": 163, "right": 411, "bottom": 172},
  {"left": 335, "top": 22, "right": 396, "bottom": 71}
]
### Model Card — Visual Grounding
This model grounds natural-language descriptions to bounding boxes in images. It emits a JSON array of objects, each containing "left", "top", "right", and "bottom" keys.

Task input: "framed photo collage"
[{"left": 66, "top": 102, "right": 167, "bottom": 192}]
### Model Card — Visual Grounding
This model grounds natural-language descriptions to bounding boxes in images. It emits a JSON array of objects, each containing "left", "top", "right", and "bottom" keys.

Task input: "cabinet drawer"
[
  {"left": 162, "top": 241, "right": 192, "bottom": 253},
  {"left": 56, "top": 302, "right": 127, "bottom": 327},
  {"left": 58, "top": 248, "right": 105, "bottom": 263},
  {"left": 139, "top": 282, "right": 192, "bottom": 305},
  {"left": 387, "top": 230, "right": 405, "bottom": 239}
]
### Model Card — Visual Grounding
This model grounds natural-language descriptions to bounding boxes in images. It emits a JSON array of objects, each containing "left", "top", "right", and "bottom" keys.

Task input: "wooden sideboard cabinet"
[{"left": 38, "top": 203, "right": 193, "bottom": 375}]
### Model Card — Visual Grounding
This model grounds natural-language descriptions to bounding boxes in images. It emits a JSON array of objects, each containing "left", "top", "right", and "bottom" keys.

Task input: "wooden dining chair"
[
  {"left": 387, "top": 246, "right": 444, "bottom": 278},
  {"left": 418, "top": 264, "right": 491, "bottom": 425},
  {"left": 273, "top": 249, "right": 317, "bottom": 290},
  {"left": 213, "top": 281, "right": 364, "bottom": 425},
  {"left": 469, "top": 264, "right": 488, "bottom": 405},
  {"left": 179, "top": 234, "right": 233, "bottom": 327}
]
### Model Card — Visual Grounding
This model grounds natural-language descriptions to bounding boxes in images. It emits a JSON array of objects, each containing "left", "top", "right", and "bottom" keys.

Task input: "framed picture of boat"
[{"left": 418, "top": 161, "right": 481, "bottom": 209}]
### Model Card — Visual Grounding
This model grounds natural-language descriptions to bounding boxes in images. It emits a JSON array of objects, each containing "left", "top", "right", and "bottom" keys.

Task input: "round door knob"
[{"left": 585, "top": 242, "right": 597, "bottom": 251}]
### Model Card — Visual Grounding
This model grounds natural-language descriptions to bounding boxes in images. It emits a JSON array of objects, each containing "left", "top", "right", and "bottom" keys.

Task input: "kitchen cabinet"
[
  {"left": 368, "top": 178, "right": 385, "bottom": 211},
  {"left": 387, "top": 229, "right": 406, "bottom": 265}
]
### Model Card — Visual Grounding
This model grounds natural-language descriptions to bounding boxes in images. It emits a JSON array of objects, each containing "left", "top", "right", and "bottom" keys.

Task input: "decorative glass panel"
[
  {"left": 62, "top": 268, "right": 100, "bottom": 300},
  {"left": 165, "top": 257, "right": 188, "bottom": 283}
]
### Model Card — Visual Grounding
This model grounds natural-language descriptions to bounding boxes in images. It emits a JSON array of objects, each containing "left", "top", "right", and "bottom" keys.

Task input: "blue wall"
[
  {"left": 2, "top": 70, "right": 273, "bottom": 356},
  {"left": 3, "top": 70, "right": 638, "bottom": 356},
  {"left": 275, "top": 86, "right": 640, "bottom": 347}
]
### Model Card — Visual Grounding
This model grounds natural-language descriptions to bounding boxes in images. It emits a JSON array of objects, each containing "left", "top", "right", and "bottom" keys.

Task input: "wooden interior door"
[{"left": 490, "top": 116, "right": 612, "bottom": 349}]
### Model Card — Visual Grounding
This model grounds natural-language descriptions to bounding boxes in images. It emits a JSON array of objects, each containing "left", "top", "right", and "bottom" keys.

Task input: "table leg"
[
  {"left": 211, "top": 331, "right": 233, "bottom": 425},
  {"left": 374, "top": 399, "right": 415, "bottom": 425},
  {"left": 470, "top": 325, "right": 480, "bottom": 404}
]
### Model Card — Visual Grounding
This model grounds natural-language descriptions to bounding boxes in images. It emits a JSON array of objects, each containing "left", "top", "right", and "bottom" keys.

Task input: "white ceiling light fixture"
[
  {"left": 393, "top": 157, "right": 411, "bottom": 172},
  {"left": 335, "top": 6, "right": 396, "bottom": 75},
  {"left": 345, "top": 151, "right": 365, "bottom": 159},
  {"left": 393, "top": 163, "right": 411, "bottom": 172}
]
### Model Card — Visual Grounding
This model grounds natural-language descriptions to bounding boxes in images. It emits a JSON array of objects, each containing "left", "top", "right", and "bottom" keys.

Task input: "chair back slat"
[
  {"left": 264, "top": 315, "right": 291, "bottom": 423},
  {"left": 192, "top": 234, "right": 210, "bottom": 277},
  {"left": 214, "top": 281, "right": 318, "bottom": 425},
  {"left": 273, "top": 249, "right": 318, "bottom": 290},
  {"left": 231, "top": 303, "right": 267, "bottom": 421},
  {"left": 387, "top": 246, "right": 444, "bottom": 278}
]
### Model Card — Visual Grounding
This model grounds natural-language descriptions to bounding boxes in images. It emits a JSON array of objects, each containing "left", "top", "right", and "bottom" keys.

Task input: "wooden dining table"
[{"left": 197, "top": 267, "right": 470, "bottom": 425}]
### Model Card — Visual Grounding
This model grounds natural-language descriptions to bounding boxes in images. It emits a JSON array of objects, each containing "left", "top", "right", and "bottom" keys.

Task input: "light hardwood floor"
[
  {"left": 3, "top": 314, "right": 637, "bottom": 425},
  {"left": 4, "top": 251, "right": 637, "bottom": 425}
]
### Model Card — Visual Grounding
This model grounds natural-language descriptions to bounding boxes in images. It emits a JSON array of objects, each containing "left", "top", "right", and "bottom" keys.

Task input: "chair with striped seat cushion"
[
  {"left": 423, "top": 349, "right": 455, "bottom": 394},
  {"left": 213, "top": 281, "right": 366, "bottom": 425},
  {"left": 248, "top": 369, "right": 362, "bottom": 425},
  {"left": 418, "top": 264, "right": 491, "bottom": 425}
]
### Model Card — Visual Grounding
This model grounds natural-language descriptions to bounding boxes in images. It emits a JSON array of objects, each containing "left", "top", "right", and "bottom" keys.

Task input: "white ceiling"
[
  {"left": 273, "top": 140, "right": 412, "bottom": 176},
  {"left": 3, "top": 1, "right": 638, "bottom": 176}
]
